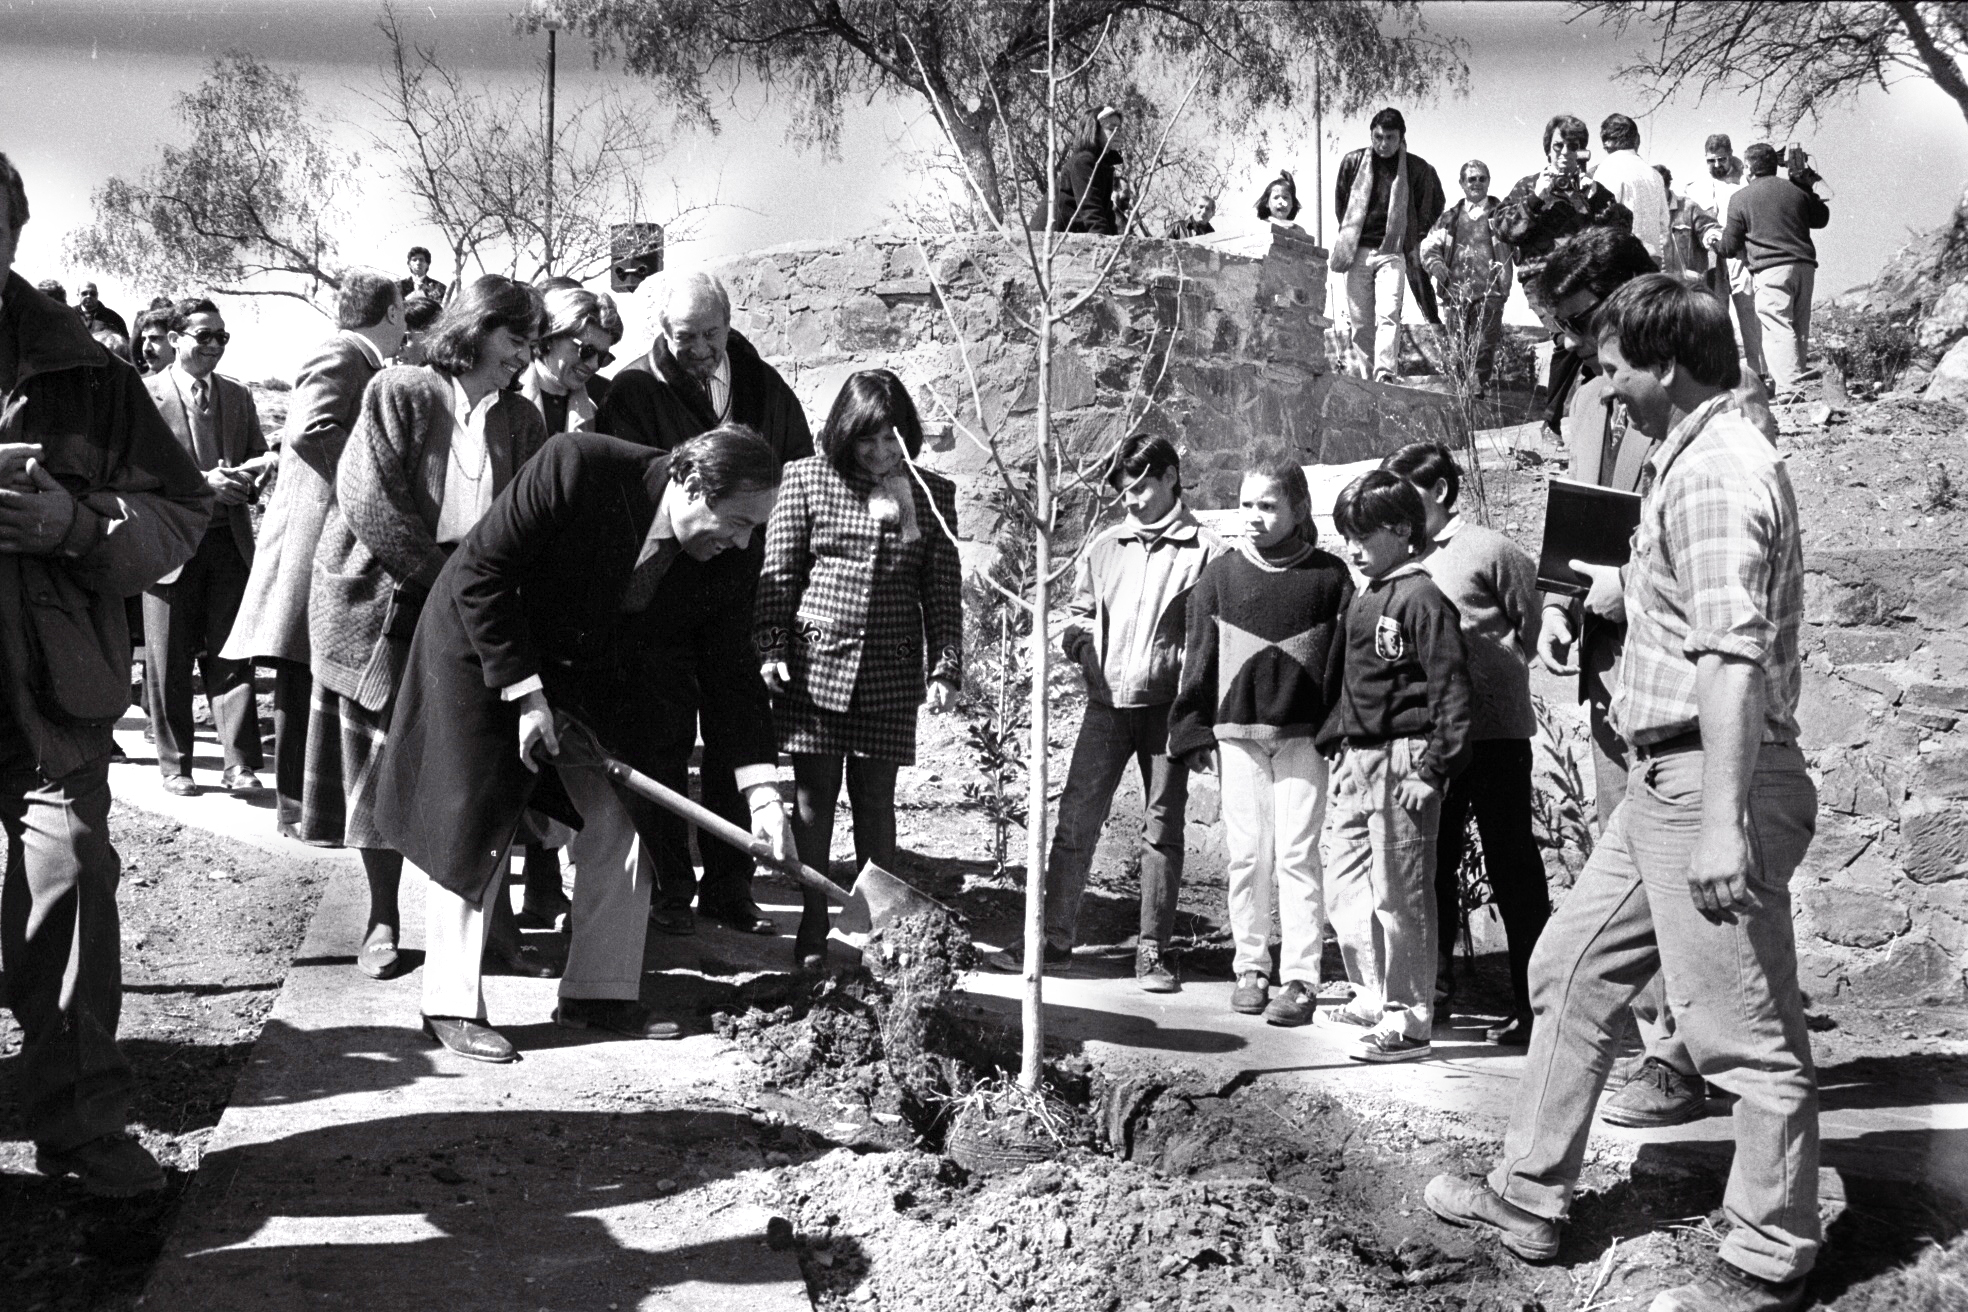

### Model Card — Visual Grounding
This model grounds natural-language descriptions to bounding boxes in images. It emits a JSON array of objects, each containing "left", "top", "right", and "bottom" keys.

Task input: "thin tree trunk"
[
  {"left": 946, "top": 109, "right": 1007, "bottom": 224},
  {"left": 1021, "top": 307, "right": 1053, "bottom": 1092},
  {"left": 1889, "top": 1, "right": 1968, "bottom": 126}
]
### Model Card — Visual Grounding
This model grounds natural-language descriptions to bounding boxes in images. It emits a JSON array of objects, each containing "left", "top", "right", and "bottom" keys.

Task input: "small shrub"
[{"left": 1813, "top": 303, "right": 1916, "bottom": 393}]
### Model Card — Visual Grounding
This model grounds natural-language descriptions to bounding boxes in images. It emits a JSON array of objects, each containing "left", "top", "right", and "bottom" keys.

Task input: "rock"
[
  {"left": 765, "top": 1215, "right": 796, "bottom": 1249},
  {"left": 1902, "top": 796, "right": 1968, "bottom": 883},
  {"left": 1924, "top": 334, "right": 1968, "bottom": 405},
  {"left": 1804, "top": 884, "right": 1910, "bottom": 948},
  {"left": 1847, "top": 935, "right": 1967, "bottom": 1003}
]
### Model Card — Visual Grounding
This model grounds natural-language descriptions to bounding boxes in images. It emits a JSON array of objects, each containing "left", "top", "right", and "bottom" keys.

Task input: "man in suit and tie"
[
  {"left": 221, "top": 272, "right": 402, "bottom": 833},
  {"left": 397, "top": 246, "right": 447, "bottom": 304},
  {"left": 142, "top": 297, "right": 273, "bottom": 795},
  {"left": 599, "top": 272, "right": 813, "bottom": 938}
]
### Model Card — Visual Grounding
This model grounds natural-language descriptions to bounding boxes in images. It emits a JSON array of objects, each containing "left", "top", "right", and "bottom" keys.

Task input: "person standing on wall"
[
  {"left": 755, "top": 370, "right": 963, "bottom": 970},
  {"left": 1710, "top": 142, "right": 1830, "bottom": 401},
  {"left": 1682, "top": 134, "right": 1767, "bottom": 386},
  {"left": 1331, "top": 108, "right": 1446, "bottom": 383},
  {"left": 1590, "top": 114, "right": 1671, "bottom": 266},
  {"left": 1428, "top": 276, "right": 1821, "bottom": 1312},
  {"left": 221, "top": 271, "right": 402, "bottom": 839},
  {"left": 141, "top": 296, "right": 273, "bottom": 796},
  {"left": 1045, "top": 105, "right": 1125, "bottom": 235},
  {"left": 598, "top": 271, "right": 813, "bottom": 940},
  {"left": 0, "top": 151, "right": 213, "bottom": 1196},
  {"left": 1419, "top": 159, "right": 1514, "bottom": 395},
  {"left": 397, "top": 246, "right": 447, "bottom": 304}
]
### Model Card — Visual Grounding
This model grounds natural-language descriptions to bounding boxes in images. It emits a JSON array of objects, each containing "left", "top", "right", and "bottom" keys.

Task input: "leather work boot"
[
  {"left": 1135, "top": 940, "right": 1178, "bottom": 993},
  {"left": 1231, "top": 971, "right": 1270, "bottom": 1014},
  {"left": 1263, "top": 980, "right": 1316, "bottom": 1026},
  {"left": 1648, "top": 1262, "right": 1808, "bottom": 1312},
  {"left": 35, "top": 1132, "right": 165, "bottom": 1197},
  {"left": 1423, "top": 1173, "right": 1560, "bottom": 1262},
  {"left": 1601, "top": 1056, "right": 1708, "bottom": 1128}
]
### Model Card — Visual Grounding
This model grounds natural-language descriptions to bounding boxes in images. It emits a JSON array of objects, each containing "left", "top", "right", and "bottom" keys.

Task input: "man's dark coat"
[
  {"left": 597, "top": 328, "right": 812, "bottom": 467},
  {"left": 369, "top": 432, "right": 777, "bottom": 904}
]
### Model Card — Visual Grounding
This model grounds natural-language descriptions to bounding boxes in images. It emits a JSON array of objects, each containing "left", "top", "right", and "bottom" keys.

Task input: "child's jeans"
[
  {"left": 1219, "top": 737, "right": 1328, "bottom": 984},
  {"left": 1044, "top": 701, "right": 1187, "bottom": 951},
  {"left": 1324, "top": 737, "right": 1442, "bottom": 1040}
]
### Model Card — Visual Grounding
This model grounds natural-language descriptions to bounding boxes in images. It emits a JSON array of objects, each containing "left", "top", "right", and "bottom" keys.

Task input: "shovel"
[{"left": 550, "top": 714, "right": 950, "bottom": 938}]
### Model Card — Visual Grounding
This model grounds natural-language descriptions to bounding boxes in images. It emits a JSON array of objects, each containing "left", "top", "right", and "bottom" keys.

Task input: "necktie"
[
  {"left": 620, "top": 539, "right": 680, "bottom": 613},
  {"left": 192, "top": 377, "right": 210, "bottom": 414}
]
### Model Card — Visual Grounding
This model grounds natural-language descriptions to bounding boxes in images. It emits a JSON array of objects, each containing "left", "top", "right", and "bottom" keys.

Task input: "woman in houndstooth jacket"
[{"left": 756, "top": 370, "right": 963, "bottom": 967}]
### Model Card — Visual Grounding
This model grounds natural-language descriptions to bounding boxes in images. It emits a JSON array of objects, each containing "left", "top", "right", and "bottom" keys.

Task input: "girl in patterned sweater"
[{"left": 1170, "top": 460, "right": 1354, "bottom": 1025}]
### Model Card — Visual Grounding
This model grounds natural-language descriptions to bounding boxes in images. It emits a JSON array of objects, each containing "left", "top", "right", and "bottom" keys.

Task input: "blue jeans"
[
  {"left": 1491, "top": 741, "right": 1821, "bottom": 1282},
  {"left": 0, "top": 741, "right": 132, "bottom": 1152},
  {"left": 1043, "top": 701, "right": 1187, "bottom": 950}
]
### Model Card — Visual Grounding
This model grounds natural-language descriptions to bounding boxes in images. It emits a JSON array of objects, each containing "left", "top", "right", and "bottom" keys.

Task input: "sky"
[{"left": 4, "top": 0, "right": 1964, "bottom": 379}]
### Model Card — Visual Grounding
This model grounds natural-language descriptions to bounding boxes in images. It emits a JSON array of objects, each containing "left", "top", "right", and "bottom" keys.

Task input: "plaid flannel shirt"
[{"left": 1609, "top": 391, "right": 1803, "bottom": 747}]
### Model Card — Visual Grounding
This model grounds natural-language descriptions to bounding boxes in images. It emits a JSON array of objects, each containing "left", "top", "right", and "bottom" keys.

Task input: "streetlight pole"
[{"left": 544, "top": 17, "right": 560, "bottom": 277}]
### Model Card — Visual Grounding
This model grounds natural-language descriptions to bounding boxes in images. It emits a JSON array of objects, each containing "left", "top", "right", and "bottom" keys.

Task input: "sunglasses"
[
  {"left": 180, "top": 329, "right": 231, "bottom": 346},
  {"left": 543, "top": 337, "right": 614, "bottom": 368},
  {"left": 1554, "top": 296, "right": 1603, "bottom": 343}
]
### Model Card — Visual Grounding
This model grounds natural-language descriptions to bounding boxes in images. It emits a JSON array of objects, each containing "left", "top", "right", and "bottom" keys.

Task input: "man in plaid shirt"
[{"left": 1426, "top": 276, "right": 1819, "bottom": 1312}]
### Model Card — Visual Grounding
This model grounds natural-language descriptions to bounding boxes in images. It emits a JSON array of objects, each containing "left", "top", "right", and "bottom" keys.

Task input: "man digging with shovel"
[{"left": 369, "top": 425, "right": 794, "bottom": 1062}]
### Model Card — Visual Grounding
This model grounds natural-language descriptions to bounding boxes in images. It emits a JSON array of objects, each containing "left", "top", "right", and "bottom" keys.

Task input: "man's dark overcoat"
[
  {"left": 597, "top": 328, "right": 812, "bottom": 467},
  {"left": 369, "top": 432, "right": 777, "bottom": 904}
]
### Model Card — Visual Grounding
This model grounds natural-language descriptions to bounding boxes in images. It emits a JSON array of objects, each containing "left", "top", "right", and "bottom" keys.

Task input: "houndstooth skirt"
[
  {"left": 296, "top": 685, "right": 393, "bottom": 849},
  {"left": 773, "top": 690, "right": 919, "bottom": 765}
]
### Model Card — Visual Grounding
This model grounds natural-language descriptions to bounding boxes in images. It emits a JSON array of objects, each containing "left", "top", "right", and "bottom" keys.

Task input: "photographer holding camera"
[{"left": 1709, "top": 142, "right": 1830, "bottom": 400}]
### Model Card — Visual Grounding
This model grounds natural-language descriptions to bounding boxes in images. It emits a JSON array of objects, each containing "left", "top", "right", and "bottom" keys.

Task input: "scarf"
[
  {"left": 1125, "top": 500, "right": 1185, "bottom": 544},
  {"left": 1331, "top": 147, "right": 1410, "bottom": 274},
  {"left": 866, "top": 471, "right": 921, "bottom": 543}
]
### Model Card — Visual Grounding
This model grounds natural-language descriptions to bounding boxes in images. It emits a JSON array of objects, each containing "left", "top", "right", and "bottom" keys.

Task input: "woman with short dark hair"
[
  {"left": 521, "top": 286, "right": 625, "bottom": 435},
  {"left": 1045, "top": 105, "right": 1125, "bottom": 235},
  {"left": 755, "top": 369, "right": 963, "bottom": 968},
  {"left": 303, "top": 274, "right": 550, "bottom": 981}
]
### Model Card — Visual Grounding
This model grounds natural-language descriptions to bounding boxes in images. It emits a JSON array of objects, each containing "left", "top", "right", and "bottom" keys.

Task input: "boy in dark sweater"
[
  {"left": 1317, "top": 471, "right": 1472, "bottom": 1062},
  {"left": 1170, "top": 462, "right": 1353, "bottom": 1026}
]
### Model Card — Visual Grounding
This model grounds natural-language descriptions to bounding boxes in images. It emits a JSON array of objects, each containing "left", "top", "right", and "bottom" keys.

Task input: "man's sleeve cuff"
[
  {"left": 736, "top": 765, "right": 780, "bottom": 798},
  {"left": 57, "top": 502, "right": 102, "bottom": 559},
  {"left": 499, "top": 676, "right": 544, "bottom": 701}
]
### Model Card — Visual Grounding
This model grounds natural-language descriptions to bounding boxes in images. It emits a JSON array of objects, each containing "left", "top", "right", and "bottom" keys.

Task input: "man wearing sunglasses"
[{"left": 142, "top": 297, "right": 273, "bottom": 796}]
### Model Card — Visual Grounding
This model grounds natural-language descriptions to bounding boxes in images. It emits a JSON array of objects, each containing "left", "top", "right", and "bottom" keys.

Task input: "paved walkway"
[{"left": 115, "top": 715, "right": 1967, "bottom": 1308}]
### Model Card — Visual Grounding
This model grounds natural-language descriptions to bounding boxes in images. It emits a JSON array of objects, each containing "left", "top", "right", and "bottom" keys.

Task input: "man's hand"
[
  {"left": 206, "top": 465, "right": 254, "bottom": 506},
  {"left": 0, "top": 437, "right": 43, "bottom": 491},
  {"left": 0, "top": 460, "right": 77, "bottom": 555},
  {"left": 1395, "top": 775, "right": 1438, "bottom": 812},
  {"left": 516, "top": 689, "right": 559, "bottom": 771},
  {"left": 1538, "top": 605, "right": 1578, "bottom": 675},
  {"left": 926, "top": 679, "right": 957, "bottom": 714},
  {"left": 1688, "top": 817, "right": 1753, "bottom": 918},
  {"left": 1183, "top": 747, "right": 1217, "bottom": 776},
  {"left": 751, "top": 796, "right": 794, "bottom": 867},
  {"left": 1702, "top": 228, "right": 1724, "bottom": 252},
  {"left": 1569, "top": 558, "right": 1625, "bottom": 623},
  {"left": 1533, "top": 166, "right": 1559, "bottom": 202},
  {"left": 760, "top": 660, "right": 790, "bottom": 694}
]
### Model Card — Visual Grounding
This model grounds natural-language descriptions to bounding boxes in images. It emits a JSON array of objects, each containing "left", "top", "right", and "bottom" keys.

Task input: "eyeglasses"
[
  {"left": 577, "top": 343, "right": 615, "bottom": 368},
  {"left": 180, "top": 329, "right": 230, "bottom": 346},
  {"left": 1554, "top": 296, "right": 1603, "bottom": 343}
]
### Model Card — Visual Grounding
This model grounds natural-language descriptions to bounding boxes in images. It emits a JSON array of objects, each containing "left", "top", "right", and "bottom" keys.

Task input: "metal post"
[
  {"left": 544, "top": 24, "right": 559, "bottom": 276},
  {"left": 1314, "top": 61, "right": 1324, "bottom": 247}
]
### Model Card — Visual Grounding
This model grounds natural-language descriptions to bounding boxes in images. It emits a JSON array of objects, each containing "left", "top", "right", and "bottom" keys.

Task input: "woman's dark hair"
[
  {"left": 1105, "top": 432, "right": 1181, "bottom": 490},
  {"left": 1596, "top": 274, "right": 1741, "bottom": 389},
  {"left": 1539, "top": 227, "right": 1660, "bottom": 305},
  {"left": 1542, "top": 113, "right": 1590, "bottom": 155},
  {"left": 1255, "top": 171, "right": 1300, "bottom": 221},
  {"left": 1075, "top": 105, "right": 1120, "bottom": 155},
  {"left": 671, "top": 422, "right": 781, "bottom": 502},
  {"left": 817, "top": 369, "right": 924, "bottom": 475},
  {"left": 423, "top": 275, "right": 543, "bottom": 378},
  {"left": 1244, "top": 458, "right": 1316, "bottom": 546},
  {"left": 402, "top": 294, "right": 445, "bottom": 333},
  {"left": 1382, "top": 442, "right": 1461, "bottom": 511},
  {"left": 1333, "top": 469, "right": 1427, "bottom": 547}
]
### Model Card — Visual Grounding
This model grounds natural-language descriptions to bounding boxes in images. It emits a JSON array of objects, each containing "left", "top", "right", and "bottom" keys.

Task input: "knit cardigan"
[
  {"left": 1168, "top": 545, "right": 1354, "bottom": 760},
  {"left": 1419, "top": 521, "right": 1541, "bottom": 741},
  {"left": 309, "top": 365, "right": 548, "bottom": 710}
]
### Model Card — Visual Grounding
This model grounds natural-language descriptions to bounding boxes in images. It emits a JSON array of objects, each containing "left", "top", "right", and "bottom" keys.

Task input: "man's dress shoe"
[{"left": 422, "top": 1015, "right": 518, "bottom": 1063}]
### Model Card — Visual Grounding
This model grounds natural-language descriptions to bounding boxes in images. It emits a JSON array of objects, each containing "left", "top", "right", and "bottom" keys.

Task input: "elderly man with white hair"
[{"left": 599, "top": 269, "right": 813, "bottom": 939}]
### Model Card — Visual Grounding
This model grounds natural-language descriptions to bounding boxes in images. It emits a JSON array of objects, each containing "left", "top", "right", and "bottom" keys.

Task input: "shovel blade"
[{"left": 833, "top": 861, "right": 949, "bottom": 938}]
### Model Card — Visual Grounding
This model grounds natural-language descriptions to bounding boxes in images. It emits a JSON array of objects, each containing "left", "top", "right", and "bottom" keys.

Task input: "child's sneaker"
[
  {"left": 1351, "top": 1029, "right": 1433, "bottom": 1063},
  {"left": 1263, "top": 981, "right": 1316, "bottom": 1026},
  {"left": 1136, "top": 941, "right": 1179, "bottom": 993},
  {"left": 1230, "top": 971, "right": 1269, "bottom": 1014}
]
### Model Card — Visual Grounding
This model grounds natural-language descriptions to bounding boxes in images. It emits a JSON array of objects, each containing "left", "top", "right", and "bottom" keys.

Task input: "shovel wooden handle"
[{"left": 594, "top": 756, "right": 856, "bottom": 906}]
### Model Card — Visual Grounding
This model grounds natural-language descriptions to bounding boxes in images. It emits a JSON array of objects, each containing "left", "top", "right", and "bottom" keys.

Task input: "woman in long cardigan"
[
  {"left": 755, "top": 370, "right": 963, "bottom": 968},
  {"left": 302, "top": 275, "right": 549, "bottom": 979},
  {"left": 1046, "top": 106, "right": 1124, "bottom": 235}
]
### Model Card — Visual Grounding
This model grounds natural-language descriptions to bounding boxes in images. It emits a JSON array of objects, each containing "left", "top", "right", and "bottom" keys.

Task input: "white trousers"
[
  {"left": 421, "top": 763, "right": 648, "bottom": 1022},
  {"left": 1754, "top": 261, "right": 1814, "bottom": 396},
  {"left": 1220, "top": 737, "right": 1329, "bottom": 983},
  {"left": 1345, "top": 250, "right": 1407, "bottom": 379}
]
